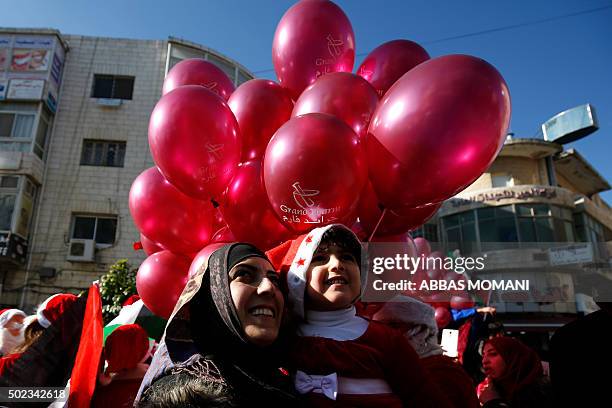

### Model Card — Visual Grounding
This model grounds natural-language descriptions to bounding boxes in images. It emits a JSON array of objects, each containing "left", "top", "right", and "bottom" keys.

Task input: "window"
[
  {"left": 80, "top": 140, "right": 126, "bottom": 167},
  {"left": 91, "top": 75, "right": 134, "bottom": 100},
  {"left": 71, "top": 215, "right": 117, "bottom": 246},
  {"left": 442, "top": 210, "right": 478, "bottom": 254},
  {"left": 478, "top": 205, "right": 518, "bottom": 242},
  {"left": 0, "top": 113, "right": 35, "bottom": 138},
  {"left": 412, "top": 223, "right": 438, "bottom": 243},
  {"left": 0, "top": 176, "right": 19, "bottom": 231},
  {"left": 492, "top": 173, "right": 514, "bottom": 188},
  {"left": 516, "top": 204, "right": 554, "bottom": 242}
]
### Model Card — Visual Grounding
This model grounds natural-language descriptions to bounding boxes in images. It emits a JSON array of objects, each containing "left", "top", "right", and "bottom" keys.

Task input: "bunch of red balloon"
[{"left": 129, "top": 0, "right": 510, "bottom": 318}]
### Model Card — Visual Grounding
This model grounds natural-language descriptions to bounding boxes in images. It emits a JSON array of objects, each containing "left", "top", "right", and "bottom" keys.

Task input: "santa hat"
[
  {"left": 104, "top": 324, "right": 150, "bottom": 373},
  {"left": 266, "top": 224, "right": 362, "bottom": 319},
  {"left": 36, "top": 293, "right": 79, "bottom": 329},
  {"left": 0, "top": 308, "right": 26, "bottom": 328}
]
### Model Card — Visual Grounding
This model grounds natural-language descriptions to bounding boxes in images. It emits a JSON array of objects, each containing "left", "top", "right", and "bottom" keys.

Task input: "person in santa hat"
[
  {"left": 0, "top": 308, "right": 26, "bottom": 357},
  {"left": 266, "top": 224, "right": 452, "bottom": 407},
  {"left": 0, "top": 293, "right": 86, "bottom": 387},
  {"left": 91, "top": 324, "right": 152, "bottom": 408},
  {"left": 373, "top": 295, "right": 480, "bottom": 408}
]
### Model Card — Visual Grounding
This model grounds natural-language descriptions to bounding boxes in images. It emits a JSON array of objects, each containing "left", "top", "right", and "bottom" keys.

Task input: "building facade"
[
  {"left": 433, "top": 135, "right": 612, "bottom": 342},
  {"left": 0, "top": 28, "right": 254, "bottom": 310}
]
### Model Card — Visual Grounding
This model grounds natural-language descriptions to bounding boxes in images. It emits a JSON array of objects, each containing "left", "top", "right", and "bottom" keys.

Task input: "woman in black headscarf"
[{"left": 135, "top": 243, "right": 298, "bottom": 407}]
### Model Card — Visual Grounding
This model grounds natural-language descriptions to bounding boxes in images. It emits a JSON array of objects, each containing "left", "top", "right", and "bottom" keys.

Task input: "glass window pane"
[
  {"left": 207, "top": 53, "right": 236, "bottom": 81},
  {"left": 516, "top": 205, "right": 532, "bottom": 216},
  {"left": 92, "top": 75, "right": 114, "bottom": 98},
  {"left": 0, "top": 113, "right": 14, "bottom": 137},
  {"left": 0, "top": 194, "right": 16, "bottom": 230},
  {"left": 113, "top": 77, "right": 134, "bottom": 100},
  {"left": 106, "top": 143, "right": 117, "bottom": 166},
  {"left": 73, "top": 217, "right": 95, "bottom": 239},
  {"left": 535, "top": 217, "right": 554, "bottom": 242},
  {"left": 81, "top": 141, "right": 93, "bottom": 165},
  {"left": 13, "top": 115, "right": 34, "bottom": 138},
  {"left": 117, "top": 143, "right": 126, "bottom": 167},
  {"left": 459, "top": 211, "right": 474, "bottom": 223},
  {"left": 0, "top": 176, "right": 19, "bottom": 188},
  {"left": 95, "top": 218, "right": 117, "bottom": 244},
  {"left": 498, "top": 217, "right": 518, "bottom": 242},
  {"left": 497, "top": 205, "right": 514, "bottom": 218},
  {"left": 0, "top": 141, "right": 29, "bottom": 152},
  {"left": 93, "top": 142, "right": 104, "bottom": 165},
  {"left": 564, "top": 221, "right": 575, "bottom": 242},
  {"left": 477, "top": 207, "right": 496, "bottom": 220},
  {"left": 443, "top": 214, "right": 459, "bottom": 228},
  {"left": 519, "top": 218, "right": 537, "bottom": 242},
  {"left": 446, "top": 227, "right": 461, "bottom": 249},
  {"left": 533, "top": 204, "right": 550, "bottom": 216},
  {"left": 35, "top": 119, "right": 48, "bottom": 149},
  {"left": 479, "top": 219, "right": 497, "bottom": 242}
]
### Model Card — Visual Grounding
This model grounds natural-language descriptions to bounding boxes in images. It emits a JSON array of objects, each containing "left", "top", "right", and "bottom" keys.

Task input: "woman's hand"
[{"left": 478, "top": 381, "right": 501, "bottom": 404}]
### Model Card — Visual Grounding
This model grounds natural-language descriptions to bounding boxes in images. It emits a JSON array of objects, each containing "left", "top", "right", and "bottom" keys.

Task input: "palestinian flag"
[{"left": 104, "top": 299, "right": 166, "bottom": 343}]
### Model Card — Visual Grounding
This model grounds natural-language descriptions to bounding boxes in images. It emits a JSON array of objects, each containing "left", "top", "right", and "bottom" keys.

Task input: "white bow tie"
[{"left": 294, "top": 370, "right": 338, "bottom": 400}]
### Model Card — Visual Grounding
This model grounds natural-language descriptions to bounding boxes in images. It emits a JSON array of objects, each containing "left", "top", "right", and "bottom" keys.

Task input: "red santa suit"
[{"left": 267, "top": 224, "right": 452, "bottom": 408}]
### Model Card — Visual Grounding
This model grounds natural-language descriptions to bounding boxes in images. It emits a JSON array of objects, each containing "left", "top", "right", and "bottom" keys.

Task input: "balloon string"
[
  {"left": 211, "top": 199, "right": 219, "bottom": 208},
  {"left": 367, "top": 207, "right": 387, "bottom": 243}
]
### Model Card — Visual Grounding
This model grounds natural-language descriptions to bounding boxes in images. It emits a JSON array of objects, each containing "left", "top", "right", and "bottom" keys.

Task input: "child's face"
[{"left": 305, "top": 243, "right": 361, "bottom": 311}]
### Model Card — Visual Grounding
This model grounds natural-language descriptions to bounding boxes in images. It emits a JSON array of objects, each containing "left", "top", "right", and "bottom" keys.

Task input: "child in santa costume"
[{"left": 267, "top": 224, "right": 452, "bottom": 407}]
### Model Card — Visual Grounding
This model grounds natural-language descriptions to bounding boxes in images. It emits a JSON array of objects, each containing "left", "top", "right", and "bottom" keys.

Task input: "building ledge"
[
  {"left": 498, "top": 138, "right": 562, "bottom": 159},
  {"left": 554, "top": 148, "right": 610, "bottom": 197}
]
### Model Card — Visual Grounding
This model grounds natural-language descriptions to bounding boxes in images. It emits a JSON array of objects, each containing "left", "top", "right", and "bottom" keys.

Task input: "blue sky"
[{"left": 4, "top": 0, "right": 612, "bottom": 201}]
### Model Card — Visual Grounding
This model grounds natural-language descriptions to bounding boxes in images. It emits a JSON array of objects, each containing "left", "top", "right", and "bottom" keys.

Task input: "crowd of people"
[{"left": 1, "top": 224, "right": 609, "bottom": 407}]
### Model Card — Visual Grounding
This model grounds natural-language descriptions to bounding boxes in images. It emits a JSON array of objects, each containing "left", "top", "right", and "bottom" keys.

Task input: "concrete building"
[
  {"left": 431, "top": 129, "right": 612, "bottom": 343},
  {"left": 0, "top": 28, "right": 254, "bottom": 309}
]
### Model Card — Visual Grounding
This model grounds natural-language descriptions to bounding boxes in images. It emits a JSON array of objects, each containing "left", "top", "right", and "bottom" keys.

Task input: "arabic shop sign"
[{"left": 451, "top": 187, "right": 559, "bottom": 208}]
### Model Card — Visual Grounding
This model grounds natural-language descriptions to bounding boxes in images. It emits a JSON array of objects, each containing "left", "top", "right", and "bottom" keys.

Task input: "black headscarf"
[{"left": 135, "top": 243, "right": 296, "bottom": 405}]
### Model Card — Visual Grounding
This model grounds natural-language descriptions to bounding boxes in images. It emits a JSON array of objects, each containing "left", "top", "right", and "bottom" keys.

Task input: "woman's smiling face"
[{"left": 229, "top": 257, "right": 284, "bottom": 347}]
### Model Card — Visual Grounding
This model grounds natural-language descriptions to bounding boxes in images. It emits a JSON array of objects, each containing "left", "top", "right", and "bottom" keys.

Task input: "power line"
[{"left": 251, "top": 4, "right": 612, "bottom": 75}]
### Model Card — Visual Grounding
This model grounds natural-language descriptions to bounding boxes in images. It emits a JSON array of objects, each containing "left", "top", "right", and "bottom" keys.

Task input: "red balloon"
[
  {"left": 367, "top": 55, "right": 511, "bottom": 208},
  {"left": 162, "top": 58, "right": 235, "bottom": 100},
  {"left": 427, "top": 293, "right": 451, "bottom": 309},
  {"left": 264, "top": 113, "right": 367, "bottom": 233},
  {"left": 357, "top": 39, "right": 430, "bottom": 98},
  {"left": 129, "top": 167, "right": 214, "bottom": 254},
  {"left": 140, "top": 233, "right": 164, "bottom": 256},
  {"left": 137, "top": 251, "right": 191, "bottom": 318},
  {"left": 435, "top": 306, "right": 452, "bottom": 329},
  {"left": 358, "top": 181, "right": 441, "bottom": 237},
  {"left": 272, "top": 0, "right": 355, "bottom": 99},
  {"left": 228, "top": 79, "right": 294, "bottom": 161},
  {"left": 189, "top": 243, "right": 227, "bottom": 279},
  {"left": 222, "top": 161, "right": 294, "bottom": 250},
  {"left": 149, "top": 85, "right": 241, "bottom": 200},
  {"left": 450, "top": 292, "right": 475, "bottom": 310},
  {"left": 211, "top": 226, "right": 236, "bottom": 244},
  {"left": 211, "top": 207, "right": 227, "bottom": 232},
  {"left": 350, "top": 221, "right": 368, "bottom": 241},
  {"left": 292, "top": 72, "right": 378, "bottom": 141},
  {"left": 414, "top": 237, "right": 431, "bottom": 257}
]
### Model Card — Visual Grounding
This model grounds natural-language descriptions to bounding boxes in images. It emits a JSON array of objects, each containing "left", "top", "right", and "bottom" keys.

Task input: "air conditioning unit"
[{"left": 67, "top": 239, "right": 96, "bottom": 262}]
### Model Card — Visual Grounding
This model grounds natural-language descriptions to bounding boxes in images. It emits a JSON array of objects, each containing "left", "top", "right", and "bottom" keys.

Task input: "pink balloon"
[
  {"left": 137, "top": 251, "right": 191, "bottom": 319},
  {"left": 292, "top": 72, "right": 378, "bottom": 141},
  {"left": 211, "top": 207, "right": 227, "bottom": 232},
  {"left": 149, "top": 85, "right": 241, "bottom": 201},
  {"left": 272, "top": 0, "right": 355, "bottom": 99},
  {"left": 357, "top": 39, "right": 430, "bottom": 98},
  {"left": 367, "top": 55, "right": 511, "bottom": 208},
  {"left": 140, "top": 233, "right": 164, "bottom": 256},
  {"left": 358, "top": 181, "right": 441, "bottom": 237},
  {"left": 414, "top": 237, "right": 431, "bottom": 257},
  {"left": 162, "top": 58, "right": 235, "bottom": 100},
  {"left": 211, "top": 226, "right": 236, "bottom": 244},
  {"left": 221, "top": 161, "right": 294, "bottom": 250},
  {"left": 189, "top": 243, "right": 227, "bottom": 279},
  {"left": 264, "top": 113, "right": 367, "bottom": 233},
  {"left": 434, "top": 306, "right": 452, "bottom": 329},
  {"left": 228, "top": 79, "right": 294, "bottom": 161},
  {"left": 129, "top": 167, "right": 214, "bottom": 254}
]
